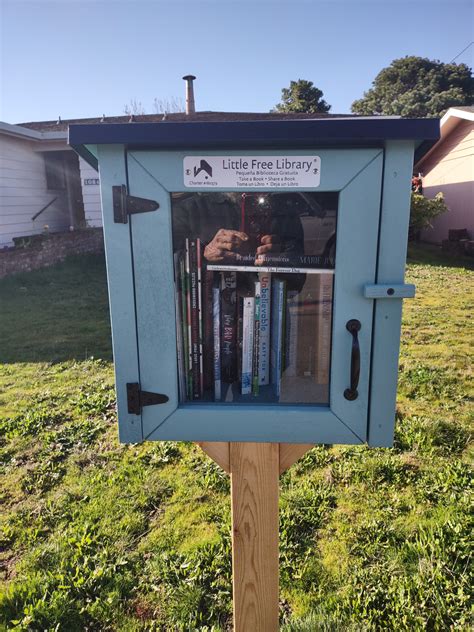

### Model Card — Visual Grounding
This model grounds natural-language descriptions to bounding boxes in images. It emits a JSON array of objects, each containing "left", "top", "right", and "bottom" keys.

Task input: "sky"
[{"left": 0, "top": 0, "right": 473, "bottom": 124}]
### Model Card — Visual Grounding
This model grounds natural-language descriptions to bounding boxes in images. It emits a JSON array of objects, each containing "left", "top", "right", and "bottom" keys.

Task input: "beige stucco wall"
[{"left": 420, "top": 119, "right": 473, "bottom": 243}]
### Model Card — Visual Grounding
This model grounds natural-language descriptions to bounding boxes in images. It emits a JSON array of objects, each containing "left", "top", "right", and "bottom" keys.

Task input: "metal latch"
[
  {"left": 126, "top": 382, "right": 169, "bottom": 415},
  {"left": 113, "top": 185, "right": 159, "bottom": 224},
  {"left": 364, "top": 283, "right": 416, "bottom": 299}
]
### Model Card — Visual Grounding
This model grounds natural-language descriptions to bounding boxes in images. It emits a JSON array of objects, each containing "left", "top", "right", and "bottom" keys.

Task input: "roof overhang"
[
  {"left": 69, "top": 117, "right": 440, "bottom": 172},
  {"left": 415, "top": 107, "right": 474, "bottom": 168},
  {"left": 0, "top": 121, "right": 67, "bottom": 142}
]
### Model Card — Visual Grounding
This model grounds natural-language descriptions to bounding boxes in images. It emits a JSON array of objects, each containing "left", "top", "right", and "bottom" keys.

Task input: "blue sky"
[{"left": 1, "top": 0, "right": 473, "bottom": 124}]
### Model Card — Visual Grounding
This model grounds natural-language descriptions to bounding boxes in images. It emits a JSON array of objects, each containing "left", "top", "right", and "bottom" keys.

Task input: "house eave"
[
  {"left": 0, "top": 121, "right": 68, "bottom": 142},
  {"left": 415, "top": 107, "right": 474, "bottom": 169}
]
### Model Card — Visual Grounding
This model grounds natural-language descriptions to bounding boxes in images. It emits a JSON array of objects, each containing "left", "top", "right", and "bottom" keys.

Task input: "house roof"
[
  {"left": 18, "top": 110, "right": 357, "bottom": 132},
  {"left": 0, "top": 120, "right": 67, "bottom": 141},
  {"left": 415, "top": 106, "right": 474, "bottom": 168}
]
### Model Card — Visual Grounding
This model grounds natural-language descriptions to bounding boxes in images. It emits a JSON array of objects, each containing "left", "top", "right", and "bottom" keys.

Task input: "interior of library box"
[{"left": 171, "top": 190, "right": 337, "bottom": 407}]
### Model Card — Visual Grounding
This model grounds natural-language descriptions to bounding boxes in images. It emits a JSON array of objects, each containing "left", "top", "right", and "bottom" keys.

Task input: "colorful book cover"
[
  {"left": 258, "top": 272, "right": 271, "bottom": 385},
  {"left": 252, "top": 281, "right": 261, "bottom": 396},
  {"left": 270, "top": 279, "right": 286, "bottom": 397},
  {"left": 212, "top": 282, "right": 221, "bottom": 401},
  {"left": 220, "top": 271, "right": 237, "bottom": 383},
  {"left": 241, "top": 297, "right": 255, "bottom": 395}
]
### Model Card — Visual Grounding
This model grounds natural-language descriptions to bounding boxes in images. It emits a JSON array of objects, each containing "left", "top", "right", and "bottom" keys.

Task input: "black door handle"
[{"left": 344, "top": 319, "right": 361, "bottom": 401}]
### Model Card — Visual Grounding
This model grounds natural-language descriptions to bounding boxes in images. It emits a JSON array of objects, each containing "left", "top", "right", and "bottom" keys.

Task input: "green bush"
[{"left": 410, "top": 192, "right": 448, "bottom": 232}]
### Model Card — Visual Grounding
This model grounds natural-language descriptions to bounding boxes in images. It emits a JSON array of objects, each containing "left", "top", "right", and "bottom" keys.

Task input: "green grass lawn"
[{"left": 0, "top": 247, "right": 472, "bottom": 631}]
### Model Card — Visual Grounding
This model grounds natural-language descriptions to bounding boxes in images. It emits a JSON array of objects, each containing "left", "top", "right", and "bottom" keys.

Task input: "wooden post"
[
  {"left": 230, "top": 442, "right": 280, "bottom": 632},
  {"left": 198, "top": 441, "right": 313, "bottom": 631}
]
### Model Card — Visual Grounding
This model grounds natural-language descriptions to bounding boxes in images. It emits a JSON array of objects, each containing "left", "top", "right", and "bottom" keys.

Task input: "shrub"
[{"left": 409, "top": 192, "right": 448, "bottom": 237}]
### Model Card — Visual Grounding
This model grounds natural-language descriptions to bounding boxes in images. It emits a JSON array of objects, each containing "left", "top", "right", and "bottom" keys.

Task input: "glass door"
[{"left": 170, "top": 191, "right": 337, "bottom": 406}]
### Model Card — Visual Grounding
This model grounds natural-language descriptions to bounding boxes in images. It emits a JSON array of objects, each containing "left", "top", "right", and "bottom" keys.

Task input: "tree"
[
  {"left": 274, "top": 80, "right": 331, "bottom": 114},
  {"left": 352, "top": 56, "right": 474, "bottom": 118},
  {"left": 123, "top": 99, "right": 146, "bottom": 116},
  {"left": 123, "top": 96, "right": 184, "bottom": 115}
]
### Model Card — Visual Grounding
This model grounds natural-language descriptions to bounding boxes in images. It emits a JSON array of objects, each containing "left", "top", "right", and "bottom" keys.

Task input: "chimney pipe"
[{"left": 182, "top": 75, "right": 196, "bottom": 115}]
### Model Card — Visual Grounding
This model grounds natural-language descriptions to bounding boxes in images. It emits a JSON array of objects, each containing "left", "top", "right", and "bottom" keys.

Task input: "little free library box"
[{"left": 70, "top": 116, "right": 439, "bottom": 447}]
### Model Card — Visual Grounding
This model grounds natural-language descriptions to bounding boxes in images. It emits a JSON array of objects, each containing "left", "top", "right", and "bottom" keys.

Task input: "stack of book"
[{"left": 173, "top": 239, "right": 333, "bottom": 403}]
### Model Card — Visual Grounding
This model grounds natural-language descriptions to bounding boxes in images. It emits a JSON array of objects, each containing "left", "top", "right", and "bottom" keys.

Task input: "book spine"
[
  {"left": 202, "top": 268, "right": 215, "bottom": 393},
  {"left": 185, "top": 238, "right": 193, "bottom": 399},
  {"left": 252, "top": 281, "right": 261, "bottom": 396},
  {"left": 189, "top": 240, "right": 201, "bottom": 399},
  {"left": 212, "top": 283, "right": 221, "bottom": 401},
  {"left": 241, "top": 297, "right": 255, "bottom": 395},
  {"left": 179, "top": 253, "right": 189, "bottom": 400},
  {"left": 174, "top": 252, "right": 186, "bottom": 402},
  {"left": 270, "top": 279, "right": 285, "bottom": 397},
  {"left": 220, "top": 271, "right": 237, "bottom": 383},
  {"left": 316, "top": 274, "right": 333, "bottom": 385},
  {"left": 284, "top": 290, "right": 299, "bottom": 378},
  {"left": 258, "top": 273, "right": 271, "bottom": 385},
  {"left": 196, "top": 238, "right": 204, "bottom": 397}
]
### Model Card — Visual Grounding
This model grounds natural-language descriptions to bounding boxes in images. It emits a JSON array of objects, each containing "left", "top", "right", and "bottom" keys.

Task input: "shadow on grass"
[
  {"left": 0, "top": 254, "right": 113, "bottom": 363},
  {"left": 407, "top": 242, "right": 474, "bottom": 270}
]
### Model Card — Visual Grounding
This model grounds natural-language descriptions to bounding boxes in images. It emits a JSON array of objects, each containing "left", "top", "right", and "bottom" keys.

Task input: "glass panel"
[{"left": 171, "top": 191, "right": 337, "bottom": 405}]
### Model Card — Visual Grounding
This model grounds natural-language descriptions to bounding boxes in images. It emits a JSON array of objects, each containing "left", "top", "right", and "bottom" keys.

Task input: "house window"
[{"left": 44, "top": 152, "right": 66, "bottom": 190}]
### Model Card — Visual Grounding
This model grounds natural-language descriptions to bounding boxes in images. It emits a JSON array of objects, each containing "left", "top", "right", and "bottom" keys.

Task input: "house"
[
  {"left": 1, "top": 107, "right": 439, "bottom": 249},
  {"left": 0, "top": 111, "right": 356, "bottom": 249},
  {"left": 0, "top": 120, "right": 102, "bottom": 248},
  {"left": 414, "top": 106, "right": 474, "bottom": 244}
]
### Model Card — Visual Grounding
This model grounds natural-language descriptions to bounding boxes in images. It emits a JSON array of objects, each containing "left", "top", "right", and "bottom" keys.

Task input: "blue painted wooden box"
[{"left": 70, "top": 117, "right": 439, "bottom": 447}]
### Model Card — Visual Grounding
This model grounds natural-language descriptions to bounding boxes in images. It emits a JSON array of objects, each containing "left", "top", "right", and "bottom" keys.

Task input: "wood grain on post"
[{"left": 230, "top": 442, "right": 279, "bottom": 632}]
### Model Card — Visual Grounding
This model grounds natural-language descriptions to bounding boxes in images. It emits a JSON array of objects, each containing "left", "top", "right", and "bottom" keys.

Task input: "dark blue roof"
[{"left": 69, "top": 117, "right": 439, "bottom": 170}]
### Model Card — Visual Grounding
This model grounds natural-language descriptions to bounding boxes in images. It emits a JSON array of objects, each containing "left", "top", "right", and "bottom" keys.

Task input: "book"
[
  {"left": 189, "top": 239, "right": 202, "bottom": 399},
  {"left": 174, "top": 251, "right": 186, "bottom": 402},
  {"left": 241, "top": 297, "right": 255, "bottom": 395},
  {"left": 252, "top": 281, "right": 261, "bottom": 396},
  {"left": 185, "top": 239, "right": 193, "bottom": 399},
  {"left": 270, "top": 279, "right": 286, "bottom": 397},
  {"left": 315, "top": 273, "right": 333, "bottom": 387},
  {"left": 284, "top": 290, "right": 299, "bottom": 378},
  {"left": 212, "top": 282, "right": 221, "bottom": 401},
  {"left": 294, "top": 276, "right": 320, "bottom": 379},
  {"left": 179, "top": 252, "right": 190, "bottom": 400},
  {"left": 220, "top": 271, "right": 237, "bottom": 383},
  {"left": 258, "top": 273, "right": 271, "bottom": 385},
  {"left": 196, "top": 239, "right": 204, "bottom": 397},
  {"left": 202, "top": 269, "right": 215, "bottom": 393}
]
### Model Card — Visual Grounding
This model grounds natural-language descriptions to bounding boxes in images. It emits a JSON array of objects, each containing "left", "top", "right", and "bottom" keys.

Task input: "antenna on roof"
[{"left": 57, "top": 116, "right": 62, "bottom": 124}]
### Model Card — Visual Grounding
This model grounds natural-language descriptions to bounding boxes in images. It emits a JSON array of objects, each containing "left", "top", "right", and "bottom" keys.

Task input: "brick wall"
[{"left": 0, "top": 228, "right": 104, "bottom": 279}]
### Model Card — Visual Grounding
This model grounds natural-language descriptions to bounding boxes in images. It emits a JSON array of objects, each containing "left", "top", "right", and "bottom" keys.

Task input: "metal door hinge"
[
  {"left": 127, "top": 382, "right": 169, "bottom": 415},
  {"left": 113, "top": 184, "right": 159, "bottom": 224}
]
